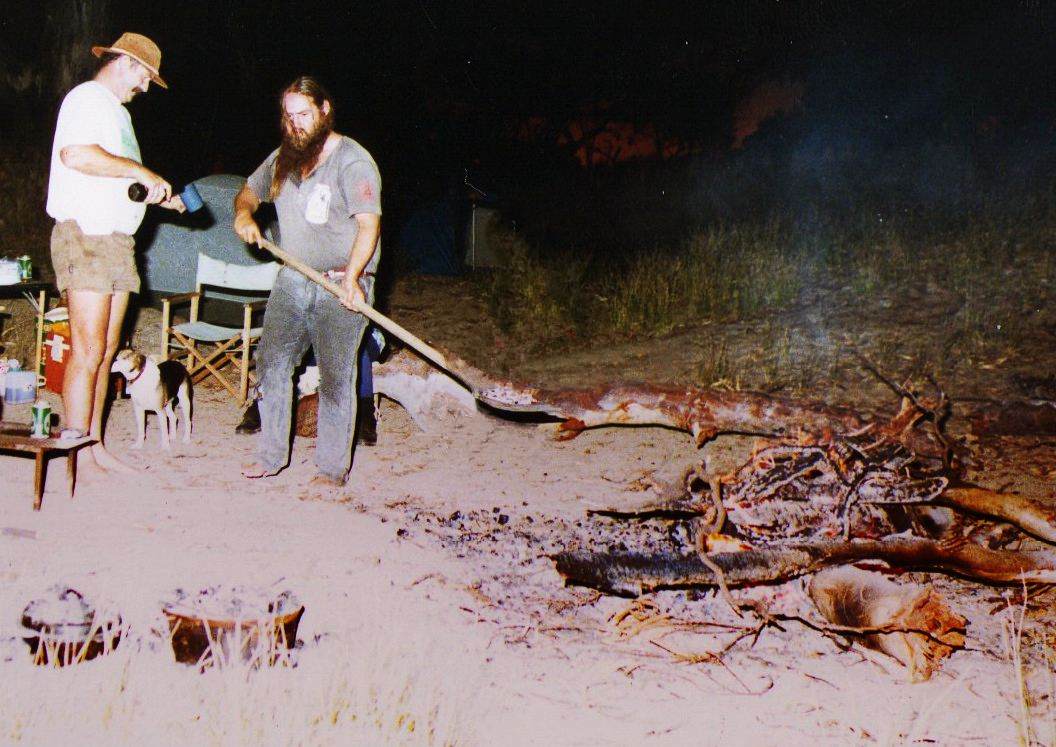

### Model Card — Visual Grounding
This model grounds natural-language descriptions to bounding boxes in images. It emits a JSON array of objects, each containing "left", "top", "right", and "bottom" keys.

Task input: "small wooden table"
[{"left": 0, "top": 422, "right": 94, "bottom": 510}]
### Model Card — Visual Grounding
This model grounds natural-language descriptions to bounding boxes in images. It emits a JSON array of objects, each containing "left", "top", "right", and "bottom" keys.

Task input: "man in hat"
[
  {"left": 46, "top": 32, "right": 185, "bottom": 475},
  {"left": 234, "top": 75, "right": 381, "bottom": 488}
]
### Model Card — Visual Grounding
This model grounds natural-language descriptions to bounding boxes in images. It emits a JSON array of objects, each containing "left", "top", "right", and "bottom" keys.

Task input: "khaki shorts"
[{"left": 50, "top": 220, "right": 140, "bottom": 294}]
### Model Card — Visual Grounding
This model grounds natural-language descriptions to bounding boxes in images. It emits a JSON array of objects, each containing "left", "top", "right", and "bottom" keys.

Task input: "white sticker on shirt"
[{"left": 305, "top": 184, "right": 332, "bottom": 224}]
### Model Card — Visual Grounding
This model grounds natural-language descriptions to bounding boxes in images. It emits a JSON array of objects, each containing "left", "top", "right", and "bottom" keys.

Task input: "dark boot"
[
  {"left": 236, "top": 399, "right": 261, "bottom": 434},
  {"left": 356, "top": 397, "right": 377, "bottom": 446}
]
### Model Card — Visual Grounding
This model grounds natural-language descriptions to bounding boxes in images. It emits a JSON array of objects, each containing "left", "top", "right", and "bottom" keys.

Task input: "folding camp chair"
[{"left": 160, "top": 254, "right": 280, "bottom": 405}]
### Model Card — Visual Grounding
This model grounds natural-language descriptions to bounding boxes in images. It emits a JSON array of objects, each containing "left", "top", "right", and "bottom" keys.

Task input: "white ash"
[
  {"left": 163, "top": 585, "right": 300, "bottom": 620},
  {"left": 22, "top": 586, "right": 93, "bottom": 628}
]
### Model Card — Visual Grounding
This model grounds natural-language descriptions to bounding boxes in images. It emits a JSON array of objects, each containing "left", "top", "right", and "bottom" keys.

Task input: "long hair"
[{"left": 271, "top": 76, "right": 335, "bottom": 199}]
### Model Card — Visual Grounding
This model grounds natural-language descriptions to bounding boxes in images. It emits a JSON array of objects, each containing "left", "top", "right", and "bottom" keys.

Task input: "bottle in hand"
[
  {"left": 128, "top": 182, "right": 149, "bottom": 202},
  {"left": 128, "top": 182, "right": 204, "bottom": 213}
]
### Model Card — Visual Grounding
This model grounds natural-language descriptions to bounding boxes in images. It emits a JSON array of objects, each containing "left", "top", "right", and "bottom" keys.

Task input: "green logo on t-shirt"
[{"left": 121, "top": 124, "right": 141, "bottom": 163}]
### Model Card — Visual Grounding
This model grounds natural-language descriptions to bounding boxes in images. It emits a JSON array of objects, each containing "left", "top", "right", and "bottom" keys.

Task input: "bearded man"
[{"left": 233, "top": 76, "right": 381, "bottom": 487}]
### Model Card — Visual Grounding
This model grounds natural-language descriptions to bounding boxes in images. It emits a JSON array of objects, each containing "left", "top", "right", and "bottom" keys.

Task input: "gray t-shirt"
[{"left": 247, "top": 136, "right": 382, "bottom": 273}]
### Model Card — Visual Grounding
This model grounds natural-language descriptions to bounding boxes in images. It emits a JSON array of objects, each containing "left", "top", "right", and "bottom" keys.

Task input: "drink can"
[
  {"left": 31, "top": 398, "right": 51, "bottom": 439},
  {"left": 17, "top": 255, "right": 31, "bottom": 281}
]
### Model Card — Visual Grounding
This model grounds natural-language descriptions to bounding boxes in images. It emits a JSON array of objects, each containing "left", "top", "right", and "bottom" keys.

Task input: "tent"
[
  {"left": 140, "top": 174, "right": 275, "bottom": 295},
  {"left": 397, "top": 168, "right": 506, "bottom": 274},
  {"left": 464, "top": 205, "right": 504, "bottom": 269},
  {"left": 397, "top": 200, "right": 462, "bottom": 276}
]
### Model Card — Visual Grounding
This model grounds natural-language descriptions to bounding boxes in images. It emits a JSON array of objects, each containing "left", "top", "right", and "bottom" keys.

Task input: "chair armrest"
[
  {"left": 162, "top": 290, "right": 202, "bottom": 331},
  {"left": 160, "top": 291, "right": 201, "bottom": 308},
  {"left": 160, "top": 291, "right": 202, "bottom": 357}
]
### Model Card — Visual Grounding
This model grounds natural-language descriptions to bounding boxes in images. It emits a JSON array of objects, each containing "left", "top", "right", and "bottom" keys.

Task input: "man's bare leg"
[
  {"left": 91, "top": 292, "right": 135, "bottom": 473},
  {"left": 64, "top": 290, "right": 109, "bottom": 473},
  {"left": 64, "top": 290, "right": 136, "bottom": 475}
]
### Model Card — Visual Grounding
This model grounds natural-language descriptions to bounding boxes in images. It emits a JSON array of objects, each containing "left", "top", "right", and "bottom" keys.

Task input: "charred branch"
[{"left": 552, "top": 537, "right": 1056, "bottom": 597}]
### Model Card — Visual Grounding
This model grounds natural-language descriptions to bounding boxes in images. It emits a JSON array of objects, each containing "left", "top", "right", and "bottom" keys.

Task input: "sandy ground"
[{"left": 0, "top": 277, "right": 1052, "bottom": 745}]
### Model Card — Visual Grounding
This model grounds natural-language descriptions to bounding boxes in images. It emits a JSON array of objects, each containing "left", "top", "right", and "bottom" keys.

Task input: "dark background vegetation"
[{"left": 1, "top": 1, "right": 1055, "bottom": 357}]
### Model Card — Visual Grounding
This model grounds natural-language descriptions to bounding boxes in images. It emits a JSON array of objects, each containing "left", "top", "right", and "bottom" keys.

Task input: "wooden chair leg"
[
  {"left": 173, "top": 333, "right": 237, "bottom": 380},
  {"left": 161, "top": 299, "right": 172, "bottom": 358},
  {"left": 239, "top": 309, "right": 252, "bottom": 405}
]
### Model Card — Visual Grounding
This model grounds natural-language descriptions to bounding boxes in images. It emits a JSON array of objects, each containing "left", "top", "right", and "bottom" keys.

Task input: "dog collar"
[{"left": 125, "top": 367, "right": 144, "bottom": 386}]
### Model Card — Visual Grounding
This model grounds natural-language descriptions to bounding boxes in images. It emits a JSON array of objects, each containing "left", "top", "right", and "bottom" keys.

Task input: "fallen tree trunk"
[
  {"left": 552, "top": 537, "right": 1056, "bottom": 597},
  {"left": 502, "top": 382, "right": 883, "bottom": 446},
  {"left": 481, "top": 381, "right": 953, "bottom": 463},
  {"left": 808, "top": 566, "right": 966, "bottom": 682}
]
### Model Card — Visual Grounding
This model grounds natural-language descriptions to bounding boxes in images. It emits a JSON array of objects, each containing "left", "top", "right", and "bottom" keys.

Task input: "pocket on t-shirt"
[{"left": 305, "top": 184, "right": 332, "bottom": 224}]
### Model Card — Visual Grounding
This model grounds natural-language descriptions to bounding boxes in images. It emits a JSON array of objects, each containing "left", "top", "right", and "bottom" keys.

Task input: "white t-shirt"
[{"left": 46, "top": 81, "right": 146, "bottom": 236}]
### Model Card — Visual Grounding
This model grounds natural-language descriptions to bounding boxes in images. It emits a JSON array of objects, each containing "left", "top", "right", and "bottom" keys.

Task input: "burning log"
[
  {"left": 552, "top": 537, "right": 1056, "bottom": 597},
  {"left": 808, "top": 566, "right": 966, "bottom": 682}
]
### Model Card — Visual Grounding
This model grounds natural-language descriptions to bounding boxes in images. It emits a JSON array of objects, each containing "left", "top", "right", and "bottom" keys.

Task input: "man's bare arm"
[
  {"left": 340, "top": 212, "right": 381, "bottom": 310},
  {"left": 233, "top": 184, "right": 265, "bottom": 246},
  {"left": 60, "top": 144, "right": 171, "bottom": 204}
]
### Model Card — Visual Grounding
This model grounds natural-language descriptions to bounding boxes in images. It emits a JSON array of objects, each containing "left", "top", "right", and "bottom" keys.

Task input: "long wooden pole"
[{"left": 257, "top": 238, "right": 466, "bottom": 387}]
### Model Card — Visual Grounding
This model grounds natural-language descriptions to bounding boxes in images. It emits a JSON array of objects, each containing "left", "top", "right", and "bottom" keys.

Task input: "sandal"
[{"left": 58, "top": 428, "right": 89, "bottom": 442}]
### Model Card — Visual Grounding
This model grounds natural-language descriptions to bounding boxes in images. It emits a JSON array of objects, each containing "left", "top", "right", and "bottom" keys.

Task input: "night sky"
[{"left": 3, "top": 1, "right": 1056, "bottom": 236}]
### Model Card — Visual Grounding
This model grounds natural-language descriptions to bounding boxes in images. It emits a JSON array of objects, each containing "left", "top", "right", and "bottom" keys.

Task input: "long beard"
[{"left": 270, "top": 112, "right": 334, "bottom": 199}]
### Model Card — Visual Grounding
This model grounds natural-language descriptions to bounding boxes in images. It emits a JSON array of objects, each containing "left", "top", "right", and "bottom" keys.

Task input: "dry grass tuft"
[{"left": 0, "top": 597, "right": 486, "bottom": 746}]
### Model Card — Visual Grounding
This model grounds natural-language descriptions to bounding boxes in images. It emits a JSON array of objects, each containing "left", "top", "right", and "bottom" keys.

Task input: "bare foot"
[
  {"left": 75, "top": 449, "right": 108, "bottom": 482},
  {"left": 309, "top": 473, "right": 346, "bottom": 488},
  {"left": 90, "top": 444, "right": 139, "bottom": 475},
  {"left": 297, "top": 473, "right": 347, "bottom": 501},
  {"left": 306, "top": 473, "right": 346, "bottom": 494},
  {"left": 241, "top": 462, "right": 282, "bottom": 479}
]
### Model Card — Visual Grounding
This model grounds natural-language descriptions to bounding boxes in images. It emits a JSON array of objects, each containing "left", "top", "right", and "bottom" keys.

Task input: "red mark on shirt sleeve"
[{"left": 358, "top": 181, "right": 375, "bottom": 202}]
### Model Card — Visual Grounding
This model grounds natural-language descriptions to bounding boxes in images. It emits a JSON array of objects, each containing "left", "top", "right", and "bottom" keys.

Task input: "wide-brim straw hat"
[{"left": 91, "top": 32, "right": 168, "bottom": 89}]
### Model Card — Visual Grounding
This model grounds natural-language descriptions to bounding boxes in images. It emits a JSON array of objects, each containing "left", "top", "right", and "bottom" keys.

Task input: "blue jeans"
[
  {"left": 305, "top": 329, "right": 379, "bottom": 397},
  {"left": 358, "top": 328, "right": 382, "bottom": 398},
  {"left": 256, "top": 268, "right": 372, "bottom": 480}
]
